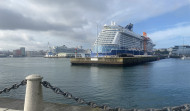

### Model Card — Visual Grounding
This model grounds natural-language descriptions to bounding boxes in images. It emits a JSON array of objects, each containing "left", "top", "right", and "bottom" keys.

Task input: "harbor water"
[{"left": 0, "top": 57, "right": 190, "bottom": 109}]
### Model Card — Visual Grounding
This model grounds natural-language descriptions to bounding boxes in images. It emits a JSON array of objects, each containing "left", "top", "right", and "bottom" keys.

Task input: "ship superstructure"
[{"left": 91, "top": 22, "right": 155, "bottom": 57}]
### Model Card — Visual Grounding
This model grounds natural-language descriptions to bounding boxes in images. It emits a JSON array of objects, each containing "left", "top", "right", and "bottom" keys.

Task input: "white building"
[{"left": 172, "top": 45, "right": 190, "bottom": 55}]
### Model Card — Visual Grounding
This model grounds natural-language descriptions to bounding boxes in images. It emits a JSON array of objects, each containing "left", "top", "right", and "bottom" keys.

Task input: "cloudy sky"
[{"left": 0, "top": 0, "right": 190, "bottom": 51}]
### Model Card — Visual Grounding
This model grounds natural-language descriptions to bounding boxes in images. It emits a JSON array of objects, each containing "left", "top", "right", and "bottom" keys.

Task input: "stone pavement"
[
  {"left": 1, "top": 97, "right": 190, "bottom": 111},
  {"left": 0, "top": 97, "right": 103, "bottom": 111}
]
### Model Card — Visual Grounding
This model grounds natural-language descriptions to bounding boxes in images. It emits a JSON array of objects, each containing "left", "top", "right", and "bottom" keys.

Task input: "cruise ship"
[
  {"left": 91, "top": 22, "right": 155, "bottom": 57},
  {"left": 45, "top": 45, "right": 85, "bottom": 58}
]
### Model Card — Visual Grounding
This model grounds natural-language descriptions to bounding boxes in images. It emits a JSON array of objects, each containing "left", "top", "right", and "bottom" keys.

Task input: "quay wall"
[
  {"left": 71, "top": 57, "right": 123, "bottom": 65},
  {"left": 70, "top": 56, "right": 162, "bottom": 66},
  {"left": 122, "top": 56, "right": 159, "bottom": 65}
]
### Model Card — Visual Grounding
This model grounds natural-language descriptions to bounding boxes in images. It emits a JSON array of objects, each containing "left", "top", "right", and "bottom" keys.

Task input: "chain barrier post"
[{"left": 24, "top": 74, "right": 43, "bottom": 111}]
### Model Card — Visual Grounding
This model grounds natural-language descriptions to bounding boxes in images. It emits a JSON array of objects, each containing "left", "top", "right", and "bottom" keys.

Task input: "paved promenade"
[{"left": 0, "top": 97, "right": 103, "bottom": 111}]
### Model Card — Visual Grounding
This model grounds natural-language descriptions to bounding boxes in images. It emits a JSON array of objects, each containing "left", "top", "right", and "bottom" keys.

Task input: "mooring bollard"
[{"left": 24, "top": 74, "right": 43, "bottom": 111}]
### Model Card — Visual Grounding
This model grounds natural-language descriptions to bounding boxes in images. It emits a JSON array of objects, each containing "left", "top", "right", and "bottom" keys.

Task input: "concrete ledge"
[
  {"left": 0, "top": 98, "right": 23, "bottom": 111},
  {"left": 1, "top": 97, "right": 190, "bottom": 111},
  {"left": 0, "top": 108, "right": 21, "bottom": 111},
  {"left": 0, "top": 97, "right": 103, "bottom": 111}
]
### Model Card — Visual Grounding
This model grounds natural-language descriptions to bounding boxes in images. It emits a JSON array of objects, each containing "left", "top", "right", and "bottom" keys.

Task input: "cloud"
[
  {"left": 1, "top": 0, "right": 187, "bottom": 30},
  {"left": 0, "top": 30, "right": 46, "bottom": 50},
  {"left": 149, "top": 23, "right": 190, "bottom": 48},
  {"left": 99, "top": 0, "right": 189, "bottom": 24},
  {"left": 0, "top": 29, "right": 94, "bottom": 50},
  {"left": 0, "top": 8, "right": 71, "bottom": 31},
  {"left": 0, "top": 0, "right": 189, "bottom": 50}
]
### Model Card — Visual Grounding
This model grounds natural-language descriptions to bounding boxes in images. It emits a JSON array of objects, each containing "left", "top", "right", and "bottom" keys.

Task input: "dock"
[{"left": 70, "top": 56, "right": 163, "bottom": 66}]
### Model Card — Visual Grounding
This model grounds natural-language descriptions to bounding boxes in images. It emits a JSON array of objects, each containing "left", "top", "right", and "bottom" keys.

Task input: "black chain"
[
  {"left": 0, "top": 80, "right": 27, "bottom": 94},
  {"left": 41, "top": 81, "right": 125, "bottom": 111}
]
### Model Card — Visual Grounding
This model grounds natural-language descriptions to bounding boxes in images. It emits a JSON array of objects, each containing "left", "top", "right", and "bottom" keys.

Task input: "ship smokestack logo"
[{"left": 125, "top": 23, "right": 133, "bottom": 31}]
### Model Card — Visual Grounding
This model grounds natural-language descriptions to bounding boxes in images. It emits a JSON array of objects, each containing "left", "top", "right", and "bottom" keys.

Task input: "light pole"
[
  {"left": 96, "top": 24, "right": 99, "bottom": 58},
  {"left": 116, "top": 47, "right": 117, "bottom": 57}
]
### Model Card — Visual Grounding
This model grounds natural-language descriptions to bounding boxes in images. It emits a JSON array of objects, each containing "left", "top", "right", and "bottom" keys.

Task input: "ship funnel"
[{"left": 125, "top": 23, "right": 133, "bottom": 31}]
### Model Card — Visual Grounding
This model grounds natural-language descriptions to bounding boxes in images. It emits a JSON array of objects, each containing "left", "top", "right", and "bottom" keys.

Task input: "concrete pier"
[{"left": 71, "top": 56, "right": 161, "bottom": 66}]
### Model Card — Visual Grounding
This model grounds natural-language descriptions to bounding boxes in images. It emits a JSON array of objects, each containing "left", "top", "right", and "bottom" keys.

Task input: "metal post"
[
  {"left": 75, "top": 48, "right": 77, "bottom": 58},
  {"left": 97, "top": 24, "right": 99, "bottom": 58},
  {"left": 24, "top": 74, "right": 43, "bottom": 111}
]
